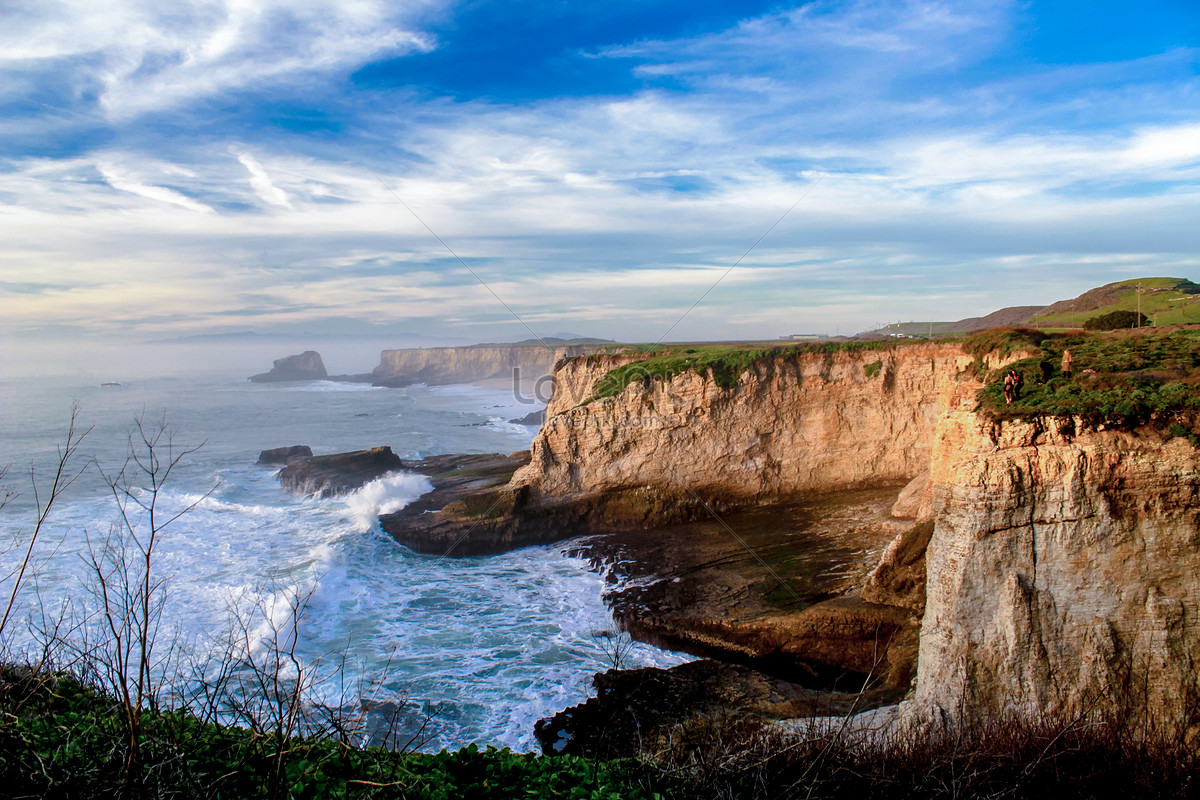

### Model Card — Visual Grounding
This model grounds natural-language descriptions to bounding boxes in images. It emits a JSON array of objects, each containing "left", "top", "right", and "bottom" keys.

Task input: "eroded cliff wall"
[
  {"left": 372, "top": 344, "right": 598, "bottom": 386},
  {"left": 499, "top": 337, "right": 1200, "bottom": 731},
  {"left": 915, "top": 411, "right": 1200, "bottom": 729},
  {"left": 513, "top": 343, "right": 978, "bottom": 503}
]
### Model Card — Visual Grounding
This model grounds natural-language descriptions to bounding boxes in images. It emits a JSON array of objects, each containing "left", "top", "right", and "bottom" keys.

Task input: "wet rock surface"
[
  {"left": 508, "top": 409, "right": 546, "bottom": 426},
  {"left": 379, "top": 452, "right": 548, "bottom": 556},
  {"left": 257, "top": 445, "right": 313, "bottom": 465},
  {"left": 278, "top": 446, "right": 403, "bottom": 497},
  {"left": 567, "top": 486, "right": 923, "bottom": 691},
  {"left": 380, "top": 458, "right": 732, "bottom": 556},
  {"left": 534, "top": 659, "right": 905, "bottom": 758}
]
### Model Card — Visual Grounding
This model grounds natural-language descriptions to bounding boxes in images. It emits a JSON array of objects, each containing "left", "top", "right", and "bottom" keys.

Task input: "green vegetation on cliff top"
[
  {"left": 0, "top": 667, "right": 669, "bottom": 800},
  {"left": 969, "top": 326, "right": 1200, "bottom": 431},
  {"left": 583, "top": 326, "right": 1200, "bottom": 433},
  {"left": 586, "top": 340, "right": 899, "bottom": 402}
]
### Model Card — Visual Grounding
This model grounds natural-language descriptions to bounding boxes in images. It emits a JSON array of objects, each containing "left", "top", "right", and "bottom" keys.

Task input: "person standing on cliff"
[
  {"left": 1008, "top": 368, "right": 1024, "bottom": 401},
  {"left": 1062, "top": 348, "right": 1073, "bottom": 379},
  {"left": 1004, "top": 371, "right": 1015, "bottom": 404}
]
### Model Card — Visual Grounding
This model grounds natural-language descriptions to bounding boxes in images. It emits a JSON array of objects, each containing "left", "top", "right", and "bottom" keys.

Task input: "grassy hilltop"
[
  {"left": 871, "top": 276, "right": 1200, "bottom": 336},
  {"left": 1026, "top": 277, "right": 1200, "bottom": 328}
]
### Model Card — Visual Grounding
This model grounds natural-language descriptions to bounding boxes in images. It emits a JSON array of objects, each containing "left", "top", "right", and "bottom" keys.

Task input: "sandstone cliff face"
[
  {"left": 372, "top": 344, "right": 598, "bottom": 387},
  {"left": 513, "top": 344, "right": 978, "bottom": 504},
  {"left": 915, "top": 411, "right": 1200, "bottom": 730}
]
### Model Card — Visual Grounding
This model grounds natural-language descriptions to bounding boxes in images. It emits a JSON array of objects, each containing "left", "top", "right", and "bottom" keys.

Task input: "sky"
[{"left": 2, "top": 0, "right": 1200, "bottom": 364}]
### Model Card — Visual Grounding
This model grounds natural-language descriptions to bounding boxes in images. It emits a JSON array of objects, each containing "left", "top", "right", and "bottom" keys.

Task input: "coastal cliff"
[
  {"left": 370, "top": 329, "right": 1199, "bottom": 738},
  {"left": 513, "top": 343, "right": 979, "bottom": 505},
  {"left": 913, "top": 411, "right": 1200, "bottom": 730},
  {"left": 371, "top": 343, "right": 603, "bottom": 387}
]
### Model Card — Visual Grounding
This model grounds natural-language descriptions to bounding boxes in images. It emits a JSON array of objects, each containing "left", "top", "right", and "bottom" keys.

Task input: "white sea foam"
[
  {"left": 342, "top": 472, "right": 433, "bottom": 532},
  {"left": 483, "top": 415, "right": 533, "bottom": 437}
]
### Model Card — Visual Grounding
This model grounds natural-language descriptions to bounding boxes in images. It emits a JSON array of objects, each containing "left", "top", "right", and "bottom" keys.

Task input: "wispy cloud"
[
  {"left": 235, "top": 150, "right": 291, "bottom": 208},
  {"left": 1, "top": 0, "right": 435, "bottom": 119}
]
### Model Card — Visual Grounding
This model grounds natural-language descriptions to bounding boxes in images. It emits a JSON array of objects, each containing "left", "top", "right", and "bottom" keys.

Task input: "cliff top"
[
  {"left": 969, "top": 325, "right": 1200, "bottom": 435},
  {"left": 579, "top": 339, "right": 921, "bottom": 403}
]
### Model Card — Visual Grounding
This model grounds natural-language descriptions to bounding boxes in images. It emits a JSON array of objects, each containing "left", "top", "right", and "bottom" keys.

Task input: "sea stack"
[{"left": 250, "top": 351, "right": 328, "bottom": 382}]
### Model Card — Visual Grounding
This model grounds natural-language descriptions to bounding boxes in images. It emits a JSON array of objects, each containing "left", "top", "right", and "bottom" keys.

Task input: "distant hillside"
[
  {"left": 1028, "top": 277, "right": 1200, "bottom": 327},
  {"left": 861, "top": 277, "right": 1200, "bottom": 337}
]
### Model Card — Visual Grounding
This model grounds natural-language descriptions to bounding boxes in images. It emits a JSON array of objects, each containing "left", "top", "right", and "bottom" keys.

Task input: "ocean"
[{"left": 0, "top": 367, "right": 690, "bottom": 751}]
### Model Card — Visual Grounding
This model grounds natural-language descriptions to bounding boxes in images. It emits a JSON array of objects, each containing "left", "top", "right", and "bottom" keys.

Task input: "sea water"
[{"left": 0, "top": 369, "right": 689, "bottom": 751}]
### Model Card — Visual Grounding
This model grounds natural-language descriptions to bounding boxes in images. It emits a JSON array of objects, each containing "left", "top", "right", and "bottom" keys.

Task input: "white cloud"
[
  {"left": 235, "top": 151, "right": 291, "bottom": 208},
  {"left": 97, "top": 161, "right": 215, "bottom": 213},
  {"left": 1, "top": 0, "right": 435, "bottom": 119}
]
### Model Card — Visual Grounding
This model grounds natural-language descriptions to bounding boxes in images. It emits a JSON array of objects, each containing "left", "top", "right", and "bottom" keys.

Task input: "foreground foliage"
[
  {"left": 652, "top": 712, "right": 1199, "bottom": 800},
  {"left": 0, "top": 667, "right": 669, "bottom": 800},
  {"left": 6, "top": 665, "right": 1200, "bottom": 799}
]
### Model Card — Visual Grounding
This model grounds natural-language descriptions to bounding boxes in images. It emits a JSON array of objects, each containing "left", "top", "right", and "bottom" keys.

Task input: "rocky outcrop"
[
  {"left": 861, "top": 520, "right": 934, "bottom": 613},
  {"left": 535, "top": 659, "right": 903, "bottom": 758},
  {"left": 278, "top": 446, "right": 403, "bottom": 497},
  {"left": 370, "top": 343, "right": 604, "bottom": 388},
  {"left": 257, "top": 445, "right": 313, "bottom": 465},
  {"left": 912, "top": 411, "right": 1200, "bottom": 732},
  {"left": 250, "top": 351, "right": 328, "bottom": 382},
  {"left": 509, "top": 409, "right": 546, "bottom": 426},
  {"left": 378, "top": 452, "right": 543, "bottom": 556},
  {"left": 513, "top": 344, "right": 978, "bottom": 508},
  {"left": 570, "top": 487, "right": 917, "bottom": 690}
]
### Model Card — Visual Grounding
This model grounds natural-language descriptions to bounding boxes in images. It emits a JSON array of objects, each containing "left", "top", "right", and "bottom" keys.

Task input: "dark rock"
[
  {"left": 509, "top": 409, "right": 546, "bottom": 426},
  {"left": 379, "top": 471, "right": 720, "bottom": 557},
  {"left": 257, "top": 445, "right": 313, "bottom": 466},
  {"left": 567, "top": 486, "right": 921, "bottom": 691},
  {"left": 250, "top": 351, "right": 328, "bottom": 382},
  {"left": 278, "top": 446, "right": 403, "bottom": 497},
  {"left": 534, "top": 659, "right": 904, "bottom": 758},
  {"left": 378, "top": 452, "right": 556, "bottom": 556}
]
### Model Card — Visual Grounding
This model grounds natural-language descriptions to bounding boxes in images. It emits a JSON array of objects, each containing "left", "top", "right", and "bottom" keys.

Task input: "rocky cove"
[{"left": 272, "top": 333, "right": 1200, "bottom": 752}]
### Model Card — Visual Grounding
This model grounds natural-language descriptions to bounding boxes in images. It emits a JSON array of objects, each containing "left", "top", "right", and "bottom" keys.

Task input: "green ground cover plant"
[
  {"left": 0, "top": 666, "right": 670, "bottom": 800},
  {"left": 585, "top": 340, "right": 900, "bottom": 403},
  {"left": 970, "top": 327, "right": 1200, "bottom": 430}
]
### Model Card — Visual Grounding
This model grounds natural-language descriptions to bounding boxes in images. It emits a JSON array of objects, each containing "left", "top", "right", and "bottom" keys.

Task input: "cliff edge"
[{"left": 912, "top": 411, "right": 1200, "bottom": 732}]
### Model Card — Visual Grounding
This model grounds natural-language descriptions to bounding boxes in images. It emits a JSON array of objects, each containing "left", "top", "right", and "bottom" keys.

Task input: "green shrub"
[
  {"left": 584, "top": 340, "right": 903, "bottom": 403},
  {"left": 1084, "top": 310, "right": 1151, "bottom": 330},
  {"left": 974, "top": 329, "right": 1200, "bottom": 429},
  {"left": 0, "top": 667, "right": 674, "bottom": 800}
]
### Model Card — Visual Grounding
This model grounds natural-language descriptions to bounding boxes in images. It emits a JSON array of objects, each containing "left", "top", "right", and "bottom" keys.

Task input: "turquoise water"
[{"left": 0, "top": 369, "right": 689, "bottom": 750}]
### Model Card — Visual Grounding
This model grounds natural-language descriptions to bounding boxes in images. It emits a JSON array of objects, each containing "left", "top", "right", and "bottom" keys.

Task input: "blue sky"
[{"left": 2, "top": 0, "right": 1199, "bottom": 353}]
